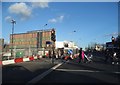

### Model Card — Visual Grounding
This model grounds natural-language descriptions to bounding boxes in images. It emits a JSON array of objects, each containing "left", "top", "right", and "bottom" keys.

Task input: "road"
[
  {"left": 36, "top": 59, "right": 120, "bottom": 84},
  {"left": 2, "top": 58, "right": 59, "bottom": 84},
  {"left": 2, "top": 56, "right": 120, "bottom": 85}
]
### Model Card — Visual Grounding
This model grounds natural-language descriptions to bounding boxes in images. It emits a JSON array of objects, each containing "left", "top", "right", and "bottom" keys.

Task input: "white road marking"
[
  {"left": 56, "top": 69, "right": 100, "bottom": 72},
  {"left": 55, "top": 69, "right": 120, "bottom": 74},
  {"left": 26, "top": 62, "right": 63, "bottom": 85},
  {"left": 114, "top": 72, "right": 120, "bottom": 74}
]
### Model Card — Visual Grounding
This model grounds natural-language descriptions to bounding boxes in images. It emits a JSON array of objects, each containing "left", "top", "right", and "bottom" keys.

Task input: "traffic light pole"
[
  {"left": 52, "top": 46, "right": 55, "bottom": 64},
  {"left": 51, "top": 29, "right": 56, "bottom": 64}
]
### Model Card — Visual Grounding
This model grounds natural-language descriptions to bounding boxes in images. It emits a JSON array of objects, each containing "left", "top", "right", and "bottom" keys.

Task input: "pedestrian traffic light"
[{"left": 51, "top": 29, "right": 56, "bottom": 42}]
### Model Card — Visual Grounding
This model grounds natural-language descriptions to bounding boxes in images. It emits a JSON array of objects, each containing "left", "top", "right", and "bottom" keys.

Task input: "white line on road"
[
  {"left": 26, "top": 62, "right": 63, "bottom": 85},
  {"left": 56, "top": 69, "right": 100, "bottom": 72},
  {"left": 55, "top": 69, "right": 120, "bottom": 74},
  {"left": 114, "top": 72, "right": 120, "bottom": 74}
]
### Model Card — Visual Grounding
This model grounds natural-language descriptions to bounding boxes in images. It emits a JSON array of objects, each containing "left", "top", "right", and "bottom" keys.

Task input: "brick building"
[
  {"left": 0, "top": 38, "right": 4, "bottom": 52},
  {"left": 10, "top": 29, "right": 56, "bottom": 50}
]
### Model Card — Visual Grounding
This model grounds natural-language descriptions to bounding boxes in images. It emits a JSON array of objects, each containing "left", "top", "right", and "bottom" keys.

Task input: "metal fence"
[{"left": 1, "top": 47, "right": 79, "bottom": 61}]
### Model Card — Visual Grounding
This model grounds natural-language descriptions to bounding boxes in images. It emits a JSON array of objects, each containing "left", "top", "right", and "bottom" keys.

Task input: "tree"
[{"left": 116, "top": 35, "right": 120, "bottom": 48}]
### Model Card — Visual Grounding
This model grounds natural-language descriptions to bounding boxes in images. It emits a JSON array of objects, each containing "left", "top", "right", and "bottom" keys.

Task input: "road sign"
[{"left": 46, "top": 41, "right": 52, "bottom": 44}]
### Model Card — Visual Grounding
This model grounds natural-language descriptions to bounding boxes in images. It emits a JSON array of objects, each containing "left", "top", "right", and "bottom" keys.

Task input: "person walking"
[
  {"left": 104, "top": 49, "right": 109, "bottom": 63},
  {"left": 78, "top": 48, "right": 84, "bottom": 63},
  {"left": 112, "top": 49, "right": 119, "bottom": 65}
]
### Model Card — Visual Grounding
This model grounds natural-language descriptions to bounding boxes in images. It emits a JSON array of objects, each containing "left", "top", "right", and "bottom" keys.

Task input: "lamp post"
[
  {"left": 43, "top": 24, "right": 47, "bottom": 57},
  {"left": 11, "top": 19, "right": 16, "bottom": 59}
]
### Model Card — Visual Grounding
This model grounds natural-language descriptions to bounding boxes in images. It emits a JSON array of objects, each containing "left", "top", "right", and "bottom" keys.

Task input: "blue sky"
[{"left": 1, "top": 2, "right": 118, "bottom": 49}]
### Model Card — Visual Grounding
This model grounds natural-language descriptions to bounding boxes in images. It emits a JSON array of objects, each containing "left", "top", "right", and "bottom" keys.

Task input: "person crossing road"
[{"left": 78, "top": 48, "right": 84, "bottom": 63}]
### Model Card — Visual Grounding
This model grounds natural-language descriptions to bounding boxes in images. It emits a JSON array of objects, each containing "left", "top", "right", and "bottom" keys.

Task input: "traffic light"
[
  {"left": 51, "top": 29, "right": 56, "bottom": 42},
  {"left": 3, "top": 44, "right": 6, "bottom": 48},
  {"left": 64, "top": 43, "right": 68, "bottom": 47}
]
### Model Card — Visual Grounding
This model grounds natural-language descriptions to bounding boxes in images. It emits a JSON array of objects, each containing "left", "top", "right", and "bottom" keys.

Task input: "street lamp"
[
  {"left": 11, "top": 19, "right": 16, "bottom": 59},
  {"left": 43, "top": 24, "right": 47, "bottom": 56}
]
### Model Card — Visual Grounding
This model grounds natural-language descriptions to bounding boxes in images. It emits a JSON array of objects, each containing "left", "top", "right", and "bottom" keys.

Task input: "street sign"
[
  {"left": 46, "top": 41, "right": 52, "bottom": 44},
  {"left": 68, "top": 49, "right": 73, "bottom": 54}
]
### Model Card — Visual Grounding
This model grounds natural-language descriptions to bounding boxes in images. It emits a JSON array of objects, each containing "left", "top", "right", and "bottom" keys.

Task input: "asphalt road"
[
  {"left": 36, "top": 57, "right": 120, "bottom": 84},
  {"left": 2, "top": 56, "right": 120, "bottom": 85},
  {"left": 2, "top": 58, "right": 59, "bottom": 84}
]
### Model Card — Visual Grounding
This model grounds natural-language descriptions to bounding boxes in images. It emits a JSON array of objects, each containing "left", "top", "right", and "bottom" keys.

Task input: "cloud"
[
  {"left": 5, "top": 16, "right": 12, "bottom": 22},
  {"left": 58, "top": 15, "right": 64, "bottom": 22},
  {"left": 31, "top": 2, "right": 49, "bottom": 8},
  {"left": 7, "top": 2, "right": 50, "bottom": 20},
  {"left": 48, "top": 18, "right": 57, "bottom": 23},
  {"left": 48, "top": 15, "right": 64, "bottom": 23},
  {"left": 31, "top": 0, "right": 50, "bottom": 8},
  {"left": 8, "top": 2, "right": 32, "bottom": 20},
  {"left": 104, "top": 32, "right": 118, "bottom": 37}
]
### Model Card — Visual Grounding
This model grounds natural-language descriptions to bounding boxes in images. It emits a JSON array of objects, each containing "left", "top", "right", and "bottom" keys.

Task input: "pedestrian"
[
  {"left": 55, "top": 51, "right": 59, "bottom": 59},
  {"left": 48, "top": 50, "right": 51, "bottom": 58},
  {"left": 112, "top": 49, "right": 119, "bottom": 65},
  {"left": 78, "top": 48, "right": 84, "bottom": 63},
  {"left": 104, "top": 49, "right": 109, "bottom": 63},
  {"left": 109, "top": 49, "right": 115, "bottom": 64},
  {"left": 82, "top": 50, "right": 85, "bottom": 62}
]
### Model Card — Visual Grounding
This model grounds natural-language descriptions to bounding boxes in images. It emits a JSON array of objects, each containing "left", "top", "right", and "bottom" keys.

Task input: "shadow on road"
[
  {"left": 35, "top": 69, "right": 119, "bottom": 85},
  {"left": 2, "top": 61, "right": 55, "bottom": 85}
]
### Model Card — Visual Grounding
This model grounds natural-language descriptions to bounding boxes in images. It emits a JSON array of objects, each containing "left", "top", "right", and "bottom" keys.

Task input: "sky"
[{"left": 1, "top": 1, "right": 119, "bottom": 49}]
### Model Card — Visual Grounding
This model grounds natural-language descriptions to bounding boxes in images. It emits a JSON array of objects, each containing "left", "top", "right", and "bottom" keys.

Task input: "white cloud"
[
  {"left": 8, "top": 2, "right": 32, "bottom": 20},
  {"left": 48, "top": 15, "right": 64, "bottom": 23},
  {"left": 31, "top": 0, "right": 50, "bottom": 8},
  {"left": 31, "top": 2, "right": 49, "bottom": 8},
  {"left": 5, "top": 16, "right": 12, "bottom": 22},
  {"left": 7, "top": 2, "right": 50, "bottom": 20},
  {"left": 48, "top": 18, "right": 57, "bottom": 23},
  {"left": 58, "top": 15, "right": 64, "bottom": 22}
]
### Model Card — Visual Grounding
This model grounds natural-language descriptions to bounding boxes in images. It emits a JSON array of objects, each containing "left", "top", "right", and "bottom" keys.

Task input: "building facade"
[
  {"left": 10, "top": 32, "right": 38, "bottom": 49},
  {"left": 10, "top": 29, "right": 56, "bottom": 49},
  {"left": 56, "top": 41, "right": 79, "bottom": 49},
  {"left": 55, "top": 41, "right": 79, "bottom": 55},
  {"left": 0, "top": 38, "right": 4, "bottom": 52}
]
